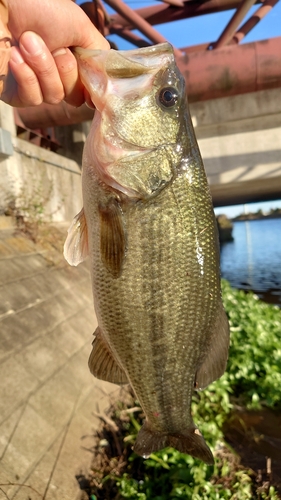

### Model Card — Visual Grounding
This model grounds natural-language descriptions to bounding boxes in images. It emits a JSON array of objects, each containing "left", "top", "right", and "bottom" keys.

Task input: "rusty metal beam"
[
  {"left": 161, "top": 0, "right": 185, "bottom": 7},
  {"left": 181, "top": 42, "right": 213, "bottom": 53},
  {"left": 211, "top": 0, "right": 257, "bottom": 49},
  {"left": 79, "top": 1, "right": 108, "bottom": 35},
  {"left": 111, "top": 25, "right": 151, "bottom": 48},
  {"left": 178, "top": 37, "right": 281, "bottom": 102},
  {"left": 103, "top": 0, "right": 178, "bottom": 52},
  {"left": 109, "top": 0, "right": 262, "bottom": 30},
  {"left": 231, "top": 0, "right": 279, "bottom": 44}
]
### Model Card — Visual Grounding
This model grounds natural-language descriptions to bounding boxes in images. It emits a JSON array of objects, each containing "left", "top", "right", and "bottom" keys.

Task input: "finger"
[
  {"left": 7, "top": 46, "right": 43, "bottom": 106},
  {"left": 84, "top": 88, "right": 95, "bottom": 110},
  {"left": 19, "top": 31, "right": 65, "bottom": 104},
  {"left": 52, "top": 47, "right": 85, "bottom": 107}
]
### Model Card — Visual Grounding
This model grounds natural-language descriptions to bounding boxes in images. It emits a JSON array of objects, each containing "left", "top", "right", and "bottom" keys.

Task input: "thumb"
[{"left": 8, "top": 0, "right": 110, "bottom": 52}]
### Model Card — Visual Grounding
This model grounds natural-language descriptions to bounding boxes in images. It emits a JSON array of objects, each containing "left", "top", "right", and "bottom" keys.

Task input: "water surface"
[{"left": 220, "top": 218, "right": 281, "bottom": 305}]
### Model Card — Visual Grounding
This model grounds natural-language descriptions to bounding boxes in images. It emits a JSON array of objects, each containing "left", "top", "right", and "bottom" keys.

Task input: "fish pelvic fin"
[
  {"left": 89, "top": 327, "right": 128, "bottom": 385},
  {"left": 195, "top": 302, "right": 229, "bottom": 390},
  {"left": 133, "top": 421, "right": 214, "bottom": 465},
  {"left": 63, "top": 208, "right": 89, "bottom": 266}
]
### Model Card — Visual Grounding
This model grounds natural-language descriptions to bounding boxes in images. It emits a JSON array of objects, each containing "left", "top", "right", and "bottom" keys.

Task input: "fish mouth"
[
  {"left": 77, "top": 43, "right": 180, "bottom": 199},
  {"left": 74, "top": 43, "right": 174, "bottom": 79},
  {"left": 74, "top": 43, "right": 176, "bottom": 112}
]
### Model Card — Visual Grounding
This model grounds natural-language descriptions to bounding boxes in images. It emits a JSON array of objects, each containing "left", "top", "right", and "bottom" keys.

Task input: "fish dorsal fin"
[
  {"left": 195, "top": 303, "right": 229, "bottom": 390},
  {"left": 63, "top": 208, "right": 89, "bottom": 266},
  {"left": 89, "top": 327, "right": 128, "bottom": 385},
  {"left": 99, "top": 198, "right": 126, "bottom": 278}
]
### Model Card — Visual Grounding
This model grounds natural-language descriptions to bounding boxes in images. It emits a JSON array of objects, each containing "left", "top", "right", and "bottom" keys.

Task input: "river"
[{"left": 220, "top": 218, "right": 281, "bottom": 305}]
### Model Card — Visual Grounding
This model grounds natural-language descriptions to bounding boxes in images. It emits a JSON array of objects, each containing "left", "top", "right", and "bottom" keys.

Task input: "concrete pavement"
[{"left": 0, "top": 217, "right": 120, "bottom": 500}]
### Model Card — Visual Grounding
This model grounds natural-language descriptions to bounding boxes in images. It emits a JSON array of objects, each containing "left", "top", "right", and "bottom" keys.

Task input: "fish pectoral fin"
[
  {"left": 134, "top": 422, "right": 214, "bottom": 465},
  {"left": 195, "top": 303, "right": 229, "bottom": 390},
  {"left": 89, "top": 327, "right": 128, "bottom": 385},
  {"left": 63, "top": 208, "right": 89, "bottom": 266},
  {"left": 99, "top": 198, "right": 126, "bottom": 278}
]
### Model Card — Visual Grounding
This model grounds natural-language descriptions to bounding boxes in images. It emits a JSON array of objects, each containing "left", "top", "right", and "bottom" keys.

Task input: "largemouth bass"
[{"left": 64, "top": 43, "right": 229, "bottom": 465}]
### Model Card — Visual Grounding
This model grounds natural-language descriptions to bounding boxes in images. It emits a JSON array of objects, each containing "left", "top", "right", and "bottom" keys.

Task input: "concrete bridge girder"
[{"left": 191, "top": 87, "right": 281, "bottom": 206}]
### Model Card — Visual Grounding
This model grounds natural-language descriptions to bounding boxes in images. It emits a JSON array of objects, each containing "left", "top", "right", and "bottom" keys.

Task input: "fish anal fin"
[
  {"left": 99, "top": 199, "right": 126, "bottom": 278},
  {"left": 63, "top": 208, "right": 89, "bottom": 266},
  {"left": 89, "top": 327, "right": 128, "bottom": 385},
  {"left": 134, "top": 421, "right": 214, "bottom": 465},
  {"left": 195, "top": 303, "right": 229, "bottom": 391}
]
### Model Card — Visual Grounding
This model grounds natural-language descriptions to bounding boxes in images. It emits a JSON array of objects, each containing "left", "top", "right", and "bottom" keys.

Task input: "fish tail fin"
[
  {"left": 133, "top": 422, "right": 169, "bottom": 459},
  {"left": 168, "top": 428, "right": 214, "bottom": 465},
  {"left": 133, "top": 421, "right": 214, "bottom": 465}
]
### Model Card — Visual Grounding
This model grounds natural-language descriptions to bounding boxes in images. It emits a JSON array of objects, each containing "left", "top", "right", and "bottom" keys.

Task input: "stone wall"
[{"left": 0, "top": 102, "right": 83, "bottom": 223}]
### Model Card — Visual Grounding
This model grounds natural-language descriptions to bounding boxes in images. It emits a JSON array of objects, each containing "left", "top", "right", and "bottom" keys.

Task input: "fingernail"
[
  {"left": 10, "top": 47, "right": 24, "bottom": 64},
  {"left": 20, "top": 31, "right": 45, "bottom": 56},
  {"left": 52, "top": 48, "right": 67, "bottom": 57}
]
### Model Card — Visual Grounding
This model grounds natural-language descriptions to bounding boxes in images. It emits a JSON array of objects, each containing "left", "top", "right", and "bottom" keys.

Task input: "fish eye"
[{"left": 158, "top": 87, "right": 178, "bottom": 108}]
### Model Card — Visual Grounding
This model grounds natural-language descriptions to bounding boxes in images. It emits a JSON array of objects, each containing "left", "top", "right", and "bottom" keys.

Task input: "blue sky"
[
  {"left": 77, "top": 0, "right": 281, "bottom": 218},
  {"left": 105, "top": 0, "right": 281, "bottom": 50}
]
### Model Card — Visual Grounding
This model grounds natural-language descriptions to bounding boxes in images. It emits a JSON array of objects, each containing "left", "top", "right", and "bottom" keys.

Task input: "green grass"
[{"left": 222, "top": 280, "right": 281, "bottom": 409}]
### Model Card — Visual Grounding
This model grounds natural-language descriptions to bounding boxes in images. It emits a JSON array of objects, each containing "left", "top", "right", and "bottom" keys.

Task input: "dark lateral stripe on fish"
[{"left": 141, "top": 201, "right": 171, "bottom": 424}]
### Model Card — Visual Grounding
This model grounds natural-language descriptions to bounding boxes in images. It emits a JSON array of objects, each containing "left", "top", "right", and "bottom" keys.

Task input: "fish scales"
[
  {"left": 64, "top": 43, "right": 229, "bottom": 464},
  {"left": 88, "top": 180, "right": 200, "bottom": 428}
]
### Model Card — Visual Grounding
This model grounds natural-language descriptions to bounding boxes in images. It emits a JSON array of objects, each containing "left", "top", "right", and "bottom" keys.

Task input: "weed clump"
[{"left": 4, "top": 170, "right": 64, "bottom": 242}]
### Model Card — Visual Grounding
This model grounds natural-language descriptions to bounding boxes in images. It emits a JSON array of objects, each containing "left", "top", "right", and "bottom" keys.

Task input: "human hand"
[{"left": 2, "top": 0, "right": 109, "bottom": 107}]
